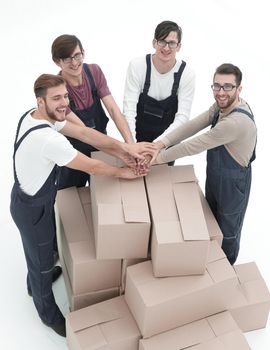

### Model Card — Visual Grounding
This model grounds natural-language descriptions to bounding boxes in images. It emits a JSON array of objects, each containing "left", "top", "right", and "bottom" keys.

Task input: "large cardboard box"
[
  {"left": 229, "top": 262, "right": 270, "bottom": 332},
  {"left": 125, "top": 241, "right": 240, "bottom": 338},
  {"left": 56, "top": 187, "right": 121, "bottom": 295},
  {"left": 197, "top": 185, "right": 223, "bottom": 246},
  {"left": 145, "top": 164, "right": 210, "bottom": 277},
  {"left": 66, "top": 295, "right": 141, "bottom": 350},
  {"left": 90, "top": 152, "right": 151, "bottom": 259},
  {"left": 139, "top": 311, "right": 251, "bottom": 350},
  {"left": 62, "top": 255, "right": 120, "bottom": 311}
]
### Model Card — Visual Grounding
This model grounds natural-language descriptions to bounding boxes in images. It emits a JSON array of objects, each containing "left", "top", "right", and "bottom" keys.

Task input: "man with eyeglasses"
[
  {"left": 123, "top": 20, "right": 195, "bottom": 145},
  {"left": 151, "top": 63, "right": 257, "bottom": 265},
  {"left": 51, "top": 34, "right": 134, "bottom": 190}
]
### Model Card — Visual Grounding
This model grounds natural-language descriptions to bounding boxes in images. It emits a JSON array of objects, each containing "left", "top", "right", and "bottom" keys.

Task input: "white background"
[{"left": 0, "top": 0, "right": 269, "bottom": 348}]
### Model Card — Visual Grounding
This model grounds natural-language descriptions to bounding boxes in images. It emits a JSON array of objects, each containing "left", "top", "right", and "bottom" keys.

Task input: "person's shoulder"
[
  {"left": 84, "top": 63, "right": 104, "bottom": 76},
  {"left": 177, "top": 59, "right": 195, "bottom": 77},
  {"left": 129, "top": 55, "right": 148, "bottom": 68}
]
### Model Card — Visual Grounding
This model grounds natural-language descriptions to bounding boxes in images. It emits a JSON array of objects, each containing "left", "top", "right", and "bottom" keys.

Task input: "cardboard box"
[
  {"left": 145, "top": 164, "right": 210, "bottom": 277},
  {"left": 66, "top": 295, "right": 141, "bottom": 350},
  {"left": 125, "top": 241, "right": 240, "bottom": 338},
  {"left": 139, "top": 311, "right": 251, "bottom": 350},
  {"left": 56, "top": 187, "right": 121, "bottom": 294},
  {"left": 90, "top": 151, "right": 151, "bottom": 259},
  {"left": 229, "top": 262, "right": 270, "bottom": 332},
  {"left": 120, "top": 257, "right": 150, "bottom": 294},
  {"left": 62, "top": 254, "right": 120, "bottom": 311},
  {"left": 197, "top": 185, "right": 223, "bottom": 246}
]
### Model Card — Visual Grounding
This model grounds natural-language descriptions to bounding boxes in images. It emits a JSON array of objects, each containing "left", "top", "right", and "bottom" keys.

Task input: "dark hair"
[
  {"left": 214, "top": 63, "right": 242, "bottom": 86},
  {"left": 51, "top": 34, "right": 84, "bottom": 61},
  {"left": 34, "top": 74, "right": 66, "bottom": 98},
  {"left": 154, "top": 20, "right": 182, "bottom": 43}
]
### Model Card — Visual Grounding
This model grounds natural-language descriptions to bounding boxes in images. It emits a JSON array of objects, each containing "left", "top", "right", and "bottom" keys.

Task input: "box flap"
[
  {"left": 173, "top": 182, "right": 209, "bottom": 241},
  {"left": 170, "top": 164, "right": 198, "bottom": 183},
  {"left": 120, "top": 178, "right": 150, "bottom": 223},
  {"left": 56, "top": 187, "right": 91, "bottom": 242},
  {"left": 67, "top": 296, "right": 125, "bottom": 333},
  {"left": 234, "top": 262, "right": 261, "bottom": 283}
]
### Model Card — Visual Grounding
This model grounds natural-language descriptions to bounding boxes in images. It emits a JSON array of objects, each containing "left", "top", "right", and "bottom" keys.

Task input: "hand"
[
  {"left": 136, "top": 141, "right": 165, "bottom": 167},
  {"left": 123, "top": 142, "right": 157, "bottom": 161},
  {"left": 117, "top": 166, "right": 149, "bottom": 179}
]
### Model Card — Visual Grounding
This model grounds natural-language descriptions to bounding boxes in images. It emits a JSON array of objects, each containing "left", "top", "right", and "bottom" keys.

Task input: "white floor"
[{"left": 1, "top": 0, "right": 270, "bottom": 348}]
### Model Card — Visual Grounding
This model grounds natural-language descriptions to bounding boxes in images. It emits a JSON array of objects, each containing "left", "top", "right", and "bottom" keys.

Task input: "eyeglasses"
[
  {"left": 156, "top": 39, "right": 179, "bottom": 49},
  {"left": 61, "top": 53, "right": 83, "bottom": 64},
  {"left": 211, "top": 83, "right": 237, "bottom": 92}
]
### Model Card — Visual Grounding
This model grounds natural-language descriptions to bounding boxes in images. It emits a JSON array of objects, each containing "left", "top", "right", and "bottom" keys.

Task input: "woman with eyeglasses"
[
  {"left": 151, "top": 63, "right": 257, "bottom": 265},
  {"left": 123, "top": 20, "right": 195, "bottom": 148},
  {"left": 51, "top": 34, "right": 134, "bottom": 190}
]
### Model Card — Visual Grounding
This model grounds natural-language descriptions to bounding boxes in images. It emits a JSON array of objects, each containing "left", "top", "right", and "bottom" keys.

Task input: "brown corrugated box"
[
  {"left": 229, "top": 262, "right": 270, "bottom": 332},
  {"left": 145, "top": 164, "right": 210, "bottom": 277},
  {"left": 62, "top": 254, "right": 120, "bottom": 311},
  {"left": 56, "top": 187, "right": 121, "bottom": 295},
  {"left": 139, "top": 311, "right": 251, "bottom": 350},
  {"left": 120, "top": 257, "right": 150, "bottom": 294},
  {"left": 90, "top": 151, "right": 151, "bottom": 259},
  {"left": 66, "top": 295, "right": 141, "bottom": 350},
  {"left": 124, "top": 241, "right": 240, "bottom": 338}
]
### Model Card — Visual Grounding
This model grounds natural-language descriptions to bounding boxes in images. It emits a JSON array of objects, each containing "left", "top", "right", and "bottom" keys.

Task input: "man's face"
[
  {"left": 212, "top": 73, "right": 242, "bottom": 111},
  {"left": 41, "top": 85, "right": 69, "bottom": 122},
  {"left": 153, "top": 31, "right": 181, "bottom": 63},
  {"left": 56, "top": 44, "right": 84, "bottom": 77}
]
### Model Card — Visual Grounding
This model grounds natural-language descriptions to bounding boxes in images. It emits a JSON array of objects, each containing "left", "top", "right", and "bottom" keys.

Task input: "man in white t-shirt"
[
  {"left": 123, "top": 20, "right": 195, "bottom": 143},
  {"left": 10, "top": 74, "right": 154, "bottom": 338}
]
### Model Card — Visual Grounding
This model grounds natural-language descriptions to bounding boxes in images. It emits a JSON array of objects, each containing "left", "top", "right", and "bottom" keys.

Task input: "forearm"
[
  {"left": 158, "top": 110, "right": 211, "bottom": 148},
  {"left": 111, "top": 111, "right": 135, "bottom": 143},
  {"left": 66, "top": 152, "right": 122, "bottom": 177}
]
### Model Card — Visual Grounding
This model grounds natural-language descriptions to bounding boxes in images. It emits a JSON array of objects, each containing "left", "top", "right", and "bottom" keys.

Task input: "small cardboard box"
[
  {"left": 66, "top": 295, "right": 141, "bottom": 350},
  {"left": 145, "top": 164, "right": 210, "bottom": 277},
  {"left": 139, "top": 311, "right": 251, "bottom": 350},
  {"left": 62, "top": 255, "right": 120, "bottom": 311},
  {"left": 229, "top": 262, "right": 270, "bottom": 332},
  {"left": 125, "top": 241, "right": 240, "bottom": 338},
  {"left": 197, "top": 185, "right": 223, "bottom": 246},
  {"left": 56, "top": 187, "right": 121, "bottom": 295},
  {"left": 120, "top": 257, "right": 150, "bottom": 294},
  {"left": 90, "top": 151, "right": 151, "bottom": 259}
]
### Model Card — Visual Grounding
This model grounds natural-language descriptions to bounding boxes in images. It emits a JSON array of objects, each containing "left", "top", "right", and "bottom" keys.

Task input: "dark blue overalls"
[
  {"left": 205, "top": 107, "right": 256, "bottom": 265},
  {"left": 57, "top": 63, "right": 109, "bottom": 189},
  {"left": 135, "top": 54, "right": 186, "bottom": 142},
  {"left": 10, "top": 111, "right": 65, "bottom": 327}
]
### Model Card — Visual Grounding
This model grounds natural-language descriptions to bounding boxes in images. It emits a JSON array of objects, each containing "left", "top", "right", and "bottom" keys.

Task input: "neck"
[
  {"left": 152, "top": 54, "right": 176, "bottom": 74},
  {"left": 32, "top": 109, "right": 53, "bottom": 123},
  {"left": 221, "top": 98, "right": 241, "bottom": 114},
  {"left": 61, "top": 70, "right": 83, "bottom": 86}
]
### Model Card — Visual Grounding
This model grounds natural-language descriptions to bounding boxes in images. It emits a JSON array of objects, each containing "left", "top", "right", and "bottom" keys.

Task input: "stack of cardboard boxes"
[{"left": 55, "top": 152, "right": 270, "bottom": 349}]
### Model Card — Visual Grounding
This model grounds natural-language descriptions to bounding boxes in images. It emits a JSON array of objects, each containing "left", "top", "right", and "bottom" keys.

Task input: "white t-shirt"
[
  {"left": 123, "top": 55, "right": 195, "bottom": 141},
  {"left": 15, "top": 109, "right": 77, "bottom": 195}
]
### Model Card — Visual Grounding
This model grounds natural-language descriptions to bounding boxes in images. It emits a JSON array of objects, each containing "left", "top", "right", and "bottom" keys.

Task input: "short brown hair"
[
  {"left": 214, "top": 63, "right": 242, "bottom": 86},
  {"left": 34, "top": 74, "right": 66, "bottom": 98},
  {"left": 51, "top": 34, "right": 83, "bottom": 61}
]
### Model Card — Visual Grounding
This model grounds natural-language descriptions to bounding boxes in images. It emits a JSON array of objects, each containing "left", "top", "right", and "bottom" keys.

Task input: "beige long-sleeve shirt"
[{"left": 156, "top": 99, "right": 257, "bottom": 167}]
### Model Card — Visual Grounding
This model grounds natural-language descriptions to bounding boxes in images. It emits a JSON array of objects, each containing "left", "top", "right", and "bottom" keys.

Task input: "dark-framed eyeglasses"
[
  {"left": 61, "top": 52, "right": 83, "bottom": 64},
  {"left": 211, "top": 83, "right": 237, "bottom": 92},
  {"left": 156, "top": 39, "right": 179, "bottom": 49}
]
